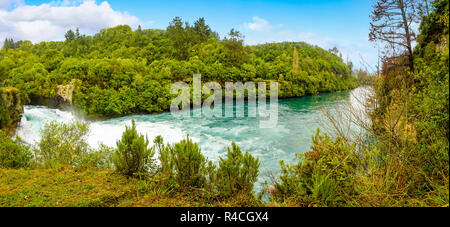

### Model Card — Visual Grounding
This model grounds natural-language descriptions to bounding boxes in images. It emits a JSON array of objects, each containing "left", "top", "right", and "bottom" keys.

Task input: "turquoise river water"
[{"left": 16, "top": 87, "right": 370, "bottom": 186}]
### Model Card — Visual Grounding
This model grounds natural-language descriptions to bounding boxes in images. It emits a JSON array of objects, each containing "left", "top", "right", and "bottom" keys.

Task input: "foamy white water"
[{"left": 17, "top": 106, "right": 190, "bottom": 150}]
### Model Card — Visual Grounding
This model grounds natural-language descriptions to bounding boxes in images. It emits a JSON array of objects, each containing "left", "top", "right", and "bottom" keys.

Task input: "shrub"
[
  {"left": 270, "top": 129, "right": 359, "bottom": 207},
  {"left": 78, "top": 144, "right": 115, "bottom": 170},
  {"left": 154, "top": 135, "right": 215, "bottom": 189},
  {"left": 153, "top": 135, "right": 174, "bottom": 179},
  {"left": 36, "top": 120, "right": 90, "bottom": 168},
  {"left": 0, "top": 130, "right": 33, "bottom": 169},
  {"left": 216, "top": 142, "right": 260, "bottom": 197},
  {"left": 113, "top": 119, "right": 155, "bottom": 177},
  {"left": 0, "top": 90, "right": 10, "bottom": 129}
]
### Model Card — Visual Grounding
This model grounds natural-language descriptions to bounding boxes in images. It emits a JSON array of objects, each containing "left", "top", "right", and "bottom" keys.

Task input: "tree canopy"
[{"left": 0, "top": 17, "right": 358, "bottom": 117}]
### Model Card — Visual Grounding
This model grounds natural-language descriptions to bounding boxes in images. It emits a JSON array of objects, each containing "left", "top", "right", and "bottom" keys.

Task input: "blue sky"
[{"left": 1, "top": 0, "right": 378, "bottom": 70}]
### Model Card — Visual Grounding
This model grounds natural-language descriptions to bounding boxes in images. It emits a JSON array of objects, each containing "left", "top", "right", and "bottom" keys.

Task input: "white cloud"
[
  {"left": 0, "top": 0, "right": 140, "bottom": 46},
  {"left": 298, "top": 32, "right": 333, "bottom": 48},
  {"left": 296, "top": 32, "right": 378, "bottom": 71},
  {"left": 243, "top": 16, "right": 293, "bottom": 44},
  {"left": 0, "top": 0, "right": 23, "bottom": 9},
  {"left": 298, "top": 32, "right": 314, "bottom": 40},
  {"left": 145, "top": 20, "right": 155, "bottom": 26},
  {"left": 245, "top": 16, "right": 274, "bottom": 32}
]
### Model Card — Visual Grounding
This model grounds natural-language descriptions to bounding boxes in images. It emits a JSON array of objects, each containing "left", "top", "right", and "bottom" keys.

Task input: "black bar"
[{"left": 0, "top": 207, "right": 447, "bottom": 226}]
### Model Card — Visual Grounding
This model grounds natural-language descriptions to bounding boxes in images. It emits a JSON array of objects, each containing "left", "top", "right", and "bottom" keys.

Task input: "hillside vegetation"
[
  {"left": 0, "top": 18, "right": 357, "bottom": 117},
  {"left": 268, "top": 0, "right": 449, "bottom": 207},
  {"left": 1, "top": 1, "right": 448, "bottom": 207}
]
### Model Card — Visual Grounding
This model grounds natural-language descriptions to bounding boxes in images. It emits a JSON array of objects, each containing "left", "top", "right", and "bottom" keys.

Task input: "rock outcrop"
[
  {"left": 57, "top": 80, "right": 77, "bottom": 105},
  {"left": 30, "top": 79, "right": 81, "bottom": 110}
]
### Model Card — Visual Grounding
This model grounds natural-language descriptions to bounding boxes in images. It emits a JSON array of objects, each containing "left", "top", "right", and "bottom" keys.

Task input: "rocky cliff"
[
  {"left": 30, "top": 79, "right": 80, "bottom": 110},
  {"left": 0, "top": 87, "right": 24, "bottom": 134}
]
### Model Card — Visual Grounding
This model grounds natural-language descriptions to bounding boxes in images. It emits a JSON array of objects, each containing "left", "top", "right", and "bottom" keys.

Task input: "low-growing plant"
[
  {"left": 0, "top": 130, "right": 33, "bottom": 169},
  {"left": 269, "top": 129, "right": 359, "bottom": 207},
  {"left": 216, "top": 142, "right": 260, "bottom": 197},
  {"left": 113, "top": 119, "right": 155, "bottom": 177},
  {"left": 35, "top": 120, "right": 114, "bottom": 170},
  {"left": 154, "top": 135, "right": 215, "bottom": 189},
  {"left": 154, "top": 135, "right": 174, "bottom": 180},
  {"left": 78, "top": 144, "right": 115, "bottom": 170},
  {"left": 36, "top": 120, "right": 90, "bottom": 168}
]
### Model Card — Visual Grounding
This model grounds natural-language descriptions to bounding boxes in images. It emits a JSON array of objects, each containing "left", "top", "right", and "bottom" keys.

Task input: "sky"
[{"left": 0, "top": 0, "right": 379, "bottom": 70}]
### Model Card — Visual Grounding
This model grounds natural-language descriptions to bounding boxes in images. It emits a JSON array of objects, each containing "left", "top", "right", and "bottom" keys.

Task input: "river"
[{"left": 16, "top": 87, "right": 370, "bottom": 180}]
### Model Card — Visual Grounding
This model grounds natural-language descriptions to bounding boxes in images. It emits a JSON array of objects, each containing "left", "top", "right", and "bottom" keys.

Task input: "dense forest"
[{"left": 0, "top": 17, "right": 357, "bottom": 118}]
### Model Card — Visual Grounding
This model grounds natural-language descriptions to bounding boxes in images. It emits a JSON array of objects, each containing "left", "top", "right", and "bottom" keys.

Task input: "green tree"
[
  {"left": 292, "top": 47, "right": 299, "bottom": 77},
  {"left": 216, "top": 142, "right": 260, "bottom": 197},
  {"left": 171, "top": 135, "right": 215, "bottom": 188},
  {"left": 194, "top": 17, "right": 213, "bottom": 43},
  {"left": 2, "top": 38, "right": 15, "bottom": 51},
  {"left": 224, "top": 29, "right": 248, "bottom": 67},
  {"left": 75, "top": 28, "right": 81, "bottom": 40},
  {"left": 65, "top": 29, "right": 76, "bottom": 42},
  {"left": 155, "top": 134, "right": 215, "bottom": 188},
  {"left": 167, "top": 17, "right": 192, "bottom": 60}
]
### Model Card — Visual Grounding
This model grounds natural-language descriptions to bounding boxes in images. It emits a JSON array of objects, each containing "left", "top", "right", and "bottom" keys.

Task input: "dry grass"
[{"left": 316, "top": 85, "right": 449, "bottom": 207}]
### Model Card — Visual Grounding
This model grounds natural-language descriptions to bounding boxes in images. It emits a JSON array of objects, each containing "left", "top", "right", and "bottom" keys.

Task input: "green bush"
[
  {"left": 216, "top": 142, "right": 260, "bottom": 197},
  {"left": 0, "top": 130, "right": 32, "bottom": 169},
  {"left": 113, "top": 119, "right": 155, "bottom": 177},
  {"left": 78, "top": 144, "right": 115, "bottom": 170},
  {"left": 271, "top": 129, "right": 359, "bottom": 207},
  {"left": 36, "top": 120, "right": 90, "bottom": 168},
  {"left": 0, "top": 90, "right": 10, "bottom": 130},
  {"left": 154, "top": 135, "right": 215, "bottom": 189},
  {"left": 153, "top": 135, "right": 174, "bottom": 179}
]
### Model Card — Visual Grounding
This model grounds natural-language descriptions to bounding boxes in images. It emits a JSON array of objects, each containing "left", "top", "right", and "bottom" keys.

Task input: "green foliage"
[
  {"left": 0, "top": 87, "right": 22, "bottom": 131},
  {"left": 0, "top": 130, "right": 32, "bottom": 169},
  {"left": 154, "top": 135, "right": 215, "bottom": 189},
  {"left": 368, "top": 0, "right": 449, "bottom": 206},
  {"left": 113, "top": 119, "right": 155, "bottom": 177},
  {"left": 271, "top": 129, "right": 359, "bottom": 207},
  {"left": 153, "top": 135, "right": 174, "bottom": 180},
  {"left": 1, "top": 38, "right": 22, "bottom": 51},
  {"left": 0, "top": 168, "right": 260, "bottom": 207},
  {"left": 36, "top": 120, "right": 90, "bottom": 168},
  {"left": 171, "top": 135, "right": 215, "bottom": 188},
  {"left": 0, "top": 89, "right": 9, "bottom": 129},
  {"left": 79, "top": 144, "right": 115, "bottom": 170},
  {"left": 216, "top": 142, "right": 260, "bottom": 197},
  {"left": 266, "top": 0, "right": 449, "bottom": 207},
  {"left": 224, "top": 29, "right": 248, "bottom": 67},
  {"left": 0, "top": 18, "right": 358, "bottom": 118}
]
